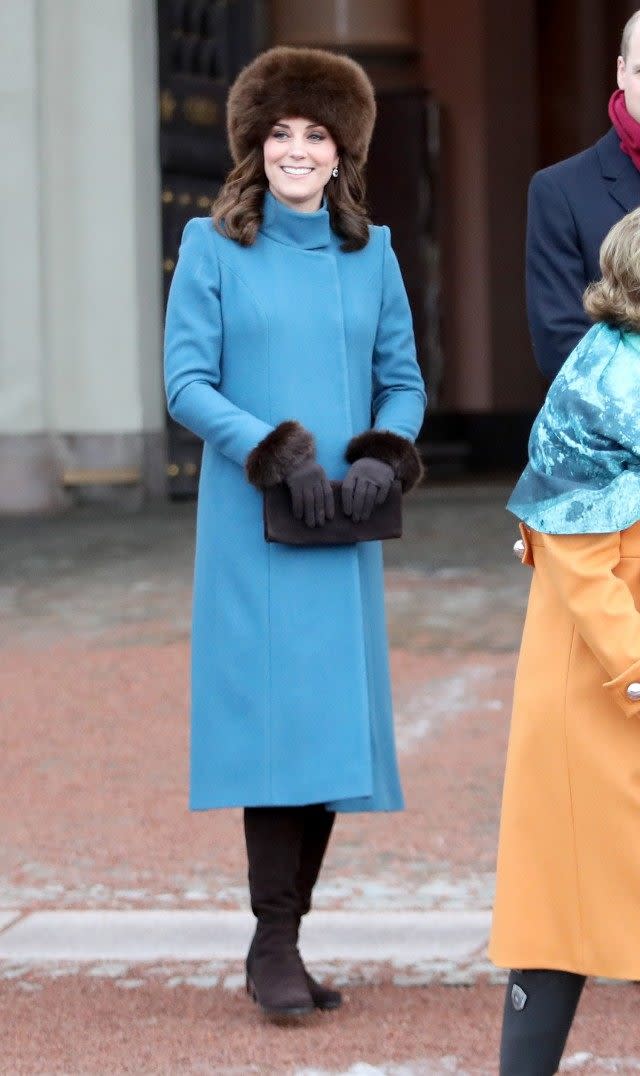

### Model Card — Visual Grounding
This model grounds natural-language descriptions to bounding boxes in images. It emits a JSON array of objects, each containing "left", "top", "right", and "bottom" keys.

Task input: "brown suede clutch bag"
[{"left": 263, "top": 480, "right": 402, "bottom": 546}]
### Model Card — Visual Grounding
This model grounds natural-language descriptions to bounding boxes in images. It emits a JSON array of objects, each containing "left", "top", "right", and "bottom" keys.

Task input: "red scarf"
[{"left": 609, "top": 89, "right": 640, "bottom": 172}]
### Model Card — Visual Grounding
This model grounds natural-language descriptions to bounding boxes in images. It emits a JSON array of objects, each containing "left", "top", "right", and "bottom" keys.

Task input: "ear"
[{"left": 618, "top": 55, "right": 626, "bottom": 90}]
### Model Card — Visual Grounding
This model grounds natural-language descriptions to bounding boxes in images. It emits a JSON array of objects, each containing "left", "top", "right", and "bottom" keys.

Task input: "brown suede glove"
[
  {"left": 341, "top": 457, "right": 395, "bottom": 522},
  {"left": 286, "top": 459, "right": 335, "bottom": 528}
]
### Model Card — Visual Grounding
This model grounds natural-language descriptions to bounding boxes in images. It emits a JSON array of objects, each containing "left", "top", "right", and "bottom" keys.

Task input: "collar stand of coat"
[{"left": 260, "top": 190, "right": 332, "bottom": 250}]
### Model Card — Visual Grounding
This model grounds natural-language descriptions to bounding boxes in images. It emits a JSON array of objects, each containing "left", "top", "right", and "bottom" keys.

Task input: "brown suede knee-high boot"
[
  {"left": 243, "top": 806, "right": 314, "bottom": 1019},
  {"left": 296, "top": 805, "right": 342, "bottom": 1010}
]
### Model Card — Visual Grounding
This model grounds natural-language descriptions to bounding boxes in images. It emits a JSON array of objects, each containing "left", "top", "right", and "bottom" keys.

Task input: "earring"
[{"left": 331, "top": 167, "right": 339, "bottom": 178}]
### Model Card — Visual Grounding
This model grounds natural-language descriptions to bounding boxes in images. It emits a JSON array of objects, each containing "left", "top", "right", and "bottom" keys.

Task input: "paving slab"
[{"left": 0, "top": 909, "right": 491, "bottom": 965}]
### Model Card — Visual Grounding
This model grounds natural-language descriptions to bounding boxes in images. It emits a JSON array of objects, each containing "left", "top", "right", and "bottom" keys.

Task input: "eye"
[
  {"left": 272, "top": 130, "right": 288, "bottom": 140},
  {"left": 308, "top": 132, "right": 325, "bottom": 142}
]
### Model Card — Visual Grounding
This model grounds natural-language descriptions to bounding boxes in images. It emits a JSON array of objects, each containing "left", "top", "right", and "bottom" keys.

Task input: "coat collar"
[
  {"left": 597, "top": 126, "right": 640, "bottom": 213},
  {"left": 260, "top": 190, "right": 332, "bottom": 250}
]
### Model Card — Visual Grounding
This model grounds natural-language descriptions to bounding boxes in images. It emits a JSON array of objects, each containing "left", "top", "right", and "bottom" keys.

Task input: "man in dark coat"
[{"left": 527, "top": 9, "right": 640, "bottom": 381}]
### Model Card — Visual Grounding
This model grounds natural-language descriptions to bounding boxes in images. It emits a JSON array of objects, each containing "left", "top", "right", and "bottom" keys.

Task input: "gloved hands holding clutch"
[
  {"left": 285, "top": 459, "right": 335, "bottom": 528},
  {"left": 341, "top": 457, "right": 395, "bottom": 522}
]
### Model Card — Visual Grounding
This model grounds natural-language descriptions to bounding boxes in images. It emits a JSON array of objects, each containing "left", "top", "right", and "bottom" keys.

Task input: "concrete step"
[{"left": 0, "top": 909, "right": 491, "bottom": 966}]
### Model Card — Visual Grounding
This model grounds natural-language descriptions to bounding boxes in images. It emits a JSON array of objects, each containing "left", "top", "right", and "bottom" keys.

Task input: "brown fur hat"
[{"left": 226, "top": 46, "right": 376, "bottom": 169}]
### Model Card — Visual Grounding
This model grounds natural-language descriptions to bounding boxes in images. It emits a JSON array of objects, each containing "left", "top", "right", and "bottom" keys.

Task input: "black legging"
[{"left": 499, "top": 969, "right": 586, "bottom": 1075}]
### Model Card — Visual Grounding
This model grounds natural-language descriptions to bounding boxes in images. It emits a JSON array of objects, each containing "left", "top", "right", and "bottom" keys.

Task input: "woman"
[
  {"left": 164, "top": 46, "right": 426, "bottom": 1021},
  {"left": 490, "top": 207, "right": 640, "bottom": 1073}
]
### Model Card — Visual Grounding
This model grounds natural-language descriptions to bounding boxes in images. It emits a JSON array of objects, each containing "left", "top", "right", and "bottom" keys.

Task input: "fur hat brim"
[{"left": 226, "top": 46, "right": 376, "bottom": 169}]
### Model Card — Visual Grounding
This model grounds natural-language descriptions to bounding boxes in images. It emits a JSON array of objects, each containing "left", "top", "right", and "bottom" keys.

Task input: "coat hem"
[
  {"left": 488, "top": 946, "right": 640, "bottom": 981},
  {"left": 189, "top": 790, "right": 402, "bottom": 813}
]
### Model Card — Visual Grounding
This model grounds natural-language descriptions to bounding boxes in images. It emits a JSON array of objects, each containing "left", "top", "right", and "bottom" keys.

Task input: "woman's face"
[{"left": 263, "top": 117, "right": 339, "bottom": 213}]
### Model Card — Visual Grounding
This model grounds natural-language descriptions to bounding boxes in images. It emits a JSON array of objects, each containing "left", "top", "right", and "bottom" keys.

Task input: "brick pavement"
[{"left": 2, "top": 486, "right": 637, "bottom": 1073}]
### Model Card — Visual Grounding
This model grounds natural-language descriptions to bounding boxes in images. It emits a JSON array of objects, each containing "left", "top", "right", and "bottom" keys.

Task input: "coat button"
[
  {"left": 626, "top": 682, "right": 640, "bottom": 702},
  {"left": 513, "top": 538, "right": 525, "bottom": 560}
]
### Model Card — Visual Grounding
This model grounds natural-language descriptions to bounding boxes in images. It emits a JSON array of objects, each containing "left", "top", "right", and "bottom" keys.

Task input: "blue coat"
[
  {"left": 164, "top": 192, "right": 426, "bottom": 812},
  {"left": 527, "top": 127, "right": 640, "bottom": 380}
]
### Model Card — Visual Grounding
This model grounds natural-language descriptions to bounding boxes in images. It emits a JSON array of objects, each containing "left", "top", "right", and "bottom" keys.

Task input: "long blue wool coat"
[{"left": 164, "top": 191, "right": 426, "bottom": 812}]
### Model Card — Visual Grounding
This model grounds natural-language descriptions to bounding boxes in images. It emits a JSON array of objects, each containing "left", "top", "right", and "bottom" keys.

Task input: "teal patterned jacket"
[{"left": 508, "top": 322, "right": 640, "bottom": 534}]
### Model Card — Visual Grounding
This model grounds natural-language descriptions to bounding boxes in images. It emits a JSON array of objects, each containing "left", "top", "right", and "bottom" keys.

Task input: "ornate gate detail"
[{"left": 158, "top": 0, "right": 263, "bottom": 496}]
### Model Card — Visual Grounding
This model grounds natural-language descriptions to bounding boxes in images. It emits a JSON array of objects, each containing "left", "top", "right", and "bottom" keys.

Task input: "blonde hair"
[
  {"left": 583, "top": 208, "right": 640, "bottom": 332},
  {"left": 621, "top": 10, "right": 640, "bottom": 59}
]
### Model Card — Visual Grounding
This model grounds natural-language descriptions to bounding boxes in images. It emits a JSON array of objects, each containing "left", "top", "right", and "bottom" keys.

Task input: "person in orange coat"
[{"left": 490, "top": 206, "right": 640, "bottom": 1074}]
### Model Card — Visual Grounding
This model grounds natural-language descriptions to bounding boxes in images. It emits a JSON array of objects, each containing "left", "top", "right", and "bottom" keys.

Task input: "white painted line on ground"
[{"left": 0, "top": 909, "right": 490, "bottom": 965}]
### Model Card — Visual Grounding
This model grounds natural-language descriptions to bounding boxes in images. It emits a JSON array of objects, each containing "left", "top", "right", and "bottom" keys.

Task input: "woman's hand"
[
  {"left": 286, "top": 460, "right": 335, "bottom": 527},
  {"left": 341, "top": 457, "right": 394, "bottom": 522}
]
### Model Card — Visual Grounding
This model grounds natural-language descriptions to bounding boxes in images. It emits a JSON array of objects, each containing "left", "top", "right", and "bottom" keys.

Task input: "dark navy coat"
[{"left": 527, "top": 127, "right": 640, "bottom": 381}]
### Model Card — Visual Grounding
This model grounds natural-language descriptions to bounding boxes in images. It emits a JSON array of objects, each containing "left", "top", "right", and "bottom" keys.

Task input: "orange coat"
[{"left": 489, "top": 521, "right": 640, "bottom": 979}]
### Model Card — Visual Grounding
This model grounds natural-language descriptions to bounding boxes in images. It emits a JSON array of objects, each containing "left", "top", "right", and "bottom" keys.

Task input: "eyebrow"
[{"left": 272, "top": 122, "right": 326, "bottom": 131}]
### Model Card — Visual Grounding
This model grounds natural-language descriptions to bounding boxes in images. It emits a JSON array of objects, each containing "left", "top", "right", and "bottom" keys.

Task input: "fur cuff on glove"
[
  {"left": 245, "top": 421, "right": 315, "bottom": 490},
  {"left": 346, "top": 429, "right": 424, "bottom": 492}
]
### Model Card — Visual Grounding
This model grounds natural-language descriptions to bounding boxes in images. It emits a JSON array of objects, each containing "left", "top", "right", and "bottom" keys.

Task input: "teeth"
[{"left": 282, "top": 167, "right": 312, "bottom": 175}]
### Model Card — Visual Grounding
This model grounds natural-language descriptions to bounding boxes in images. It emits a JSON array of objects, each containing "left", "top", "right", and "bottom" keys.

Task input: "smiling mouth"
[{"left": 281, "top": 166, "right": 313, "bottom": 176}]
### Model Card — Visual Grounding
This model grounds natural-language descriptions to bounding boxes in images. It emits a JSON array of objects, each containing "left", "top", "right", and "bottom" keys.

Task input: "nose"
[{"left": 287, "top": 138, "right": 307, "bottom": 159}]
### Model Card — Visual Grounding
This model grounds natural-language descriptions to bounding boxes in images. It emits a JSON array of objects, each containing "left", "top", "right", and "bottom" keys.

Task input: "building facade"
[{"left": 0, "top": 0, "right": 636, "bottom": 512}]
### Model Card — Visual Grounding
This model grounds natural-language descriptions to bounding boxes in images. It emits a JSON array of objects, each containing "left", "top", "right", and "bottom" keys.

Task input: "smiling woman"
[
  {"left": 212, "top": 46, "right": 375, "bottom": 251},
  {"left": 263, "top": 118, "right": 339, "bottom": 213},
  {"left": 164, "top": 44, "right": 426, "bottom": 1025}
]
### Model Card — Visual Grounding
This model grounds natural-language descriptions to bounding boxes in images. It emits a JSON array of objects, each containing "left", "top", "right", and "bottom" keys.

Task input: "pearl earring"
[{"left": 331, "top": 167, "right": 339, "bottom": 178}]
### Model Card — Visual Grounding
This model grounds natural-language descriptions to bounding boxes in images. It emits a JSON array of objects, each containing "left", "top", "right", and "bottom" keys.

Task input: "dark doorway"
[
  {"left": 158, "top": 0, "right": 264, "bottom": 496},
  {"left": 367, "top": 89, "right": 440, "bottom": 417},
  {"left": 536, "top": 0, "right": 638, "bottom": 169}
]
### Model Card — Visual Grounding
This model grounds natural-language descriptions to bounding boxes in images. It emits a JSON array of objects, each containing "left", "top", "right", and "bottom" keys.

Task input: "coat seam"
[
  {"left": 329, "top": 251, "right": 355, "bottom": 438},
  {"left": 545, "top": 170, "right": 581, "bottom": 244},
  {"left": 214, "top": 227, "right": 355, "bottom": 803},
  {"left": 210, "top": 231, "right": 274, "bottom": 797},
  {"left": 563, "top": 625, "right": 586, "bottom": 968},
  {"left": 374, "top": 227, "right": 387, "bottom": 305},
  {"left": 265, "top": 265, "right": 273, "bottom": 802},
  {"left": 364, "top": 229, "right": 386, "bottom": 288},
  {"left": 215, "top": 250, "right": 271, "bottom": 327},
  {"left": 371, "top": 228, "right": 389, "bottom": 425},
  {"left": 266, "top": 541, "right": 272, "bottom": 801}
]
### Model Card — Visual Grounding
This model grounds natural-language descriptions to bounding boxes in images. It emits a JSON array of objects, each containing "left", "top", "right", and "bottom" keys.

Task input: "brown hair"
[
  {"left": 621, "top": 10, "right": 640, "bottom": 60},
  {"left": 211, "top": 145, "right": 371, "bottom": 253},
  {"left": 583, "top": 208, "right": 640, "bottom": 332}
]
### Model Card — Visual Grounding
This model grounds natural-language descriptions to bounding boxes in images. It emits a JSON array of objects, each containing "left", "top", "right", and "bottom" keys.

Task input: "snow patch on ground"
[{"left": 562, "top": 1056, "right": 640, "bottom": 1072}]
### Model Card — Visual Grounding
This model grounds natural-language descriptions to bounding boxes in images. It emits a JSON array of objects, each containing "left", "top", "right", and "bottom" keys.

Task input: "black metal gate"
[{"left": 158, "top": 0, "right": 264, "bottom": 496}]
